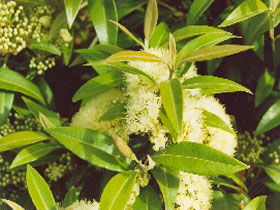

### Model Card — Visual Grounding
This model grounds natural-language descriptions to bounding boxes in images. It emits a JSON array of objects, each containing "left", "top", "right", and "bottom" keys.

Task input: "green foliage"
[
  {"left": 133, "top": 186, "right": 162, "bottom": 210},
  {"left": 0, "top": 90, "right": 14, "bottom": 126},
  {"left": 186, "top": 0, "right": 214, "bottom": 25}
]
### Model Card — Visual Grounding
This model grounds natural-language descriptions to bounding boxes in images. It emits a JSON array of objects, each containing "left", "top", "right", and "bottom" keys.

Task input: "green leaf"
[
  {"left": 99, "top": 171, "right": 137, "bottom": 210},
  {"left": 62, "top": 186, "right": 81, "bottom": 208},
  {"left": 151, "top": 141, "right": 249, "bottom": 176},
  {"left": 72, "top": 72, "right": 123, "bottom": 102},
  {"left": 30, "top": 41, "right": 61, "bottom": 56},
  {"left": 26, "top": 165, "right": 56, "bottom": 210},
  {"left": 150, "top": 22, "right": 169, "bottom": 48},
  {"left": 186, "top": 0, "right": 214, "bottom": 25},
  {"left": 100, "top": 102, "right": 126, "bottom": 121},
  {"left": 88, "top": 0, "right": 118, "bottom": 45},
  {"left": 255, "top": 70, "right": 275, "bottom": 107},
  {"left": 104, "top": 50, "right": 161, "bottom": 63},
  {"left": 110, "top": 20, "right": 144, "bottom": 48},
  {"left": 10, "top": 143, "right": 60, "bottom": 168},
  {"left": 64, "top": 0, "right": 83, "bottom": 28},
  {"left": 133, "top": 186, "right": 162, "bottom": 210},
  {"left": 0, "top": 131, "right": 48, "bottom": 152},
  {"left": 0, "top": 68, "right": 45, "bottom": 105},
  {"left": 182, "top": 75, "right": 252, "bottom": 95},
  {"left": 181, "top": 45, "right": 252, "bottom": 63},
  {"left": 0, "top": 90, "right": 14, "bottom": 126},
  {"left": 46, "top": 127, "right": 130, "bottom": 171},
  {"left": 159, "top": 109, "right": 178, "bottom": 139},
  {"left": 49, "top": 10, "right": 68, "bottom": 40},
  {"left": 93, "top": 62, "right": 156, "bottom": 84},
  {"left": 263, "top": 165, "right": 280, "bottom": 184},
  {"left": 152, "top": 166, "right": 179, "bottom": 210},
  {"left": 117, "top": 0, "right": 146, "bottom": 19},
  {"left": 22, "top": 97, "right": 61, "bottom": 127},
  {"left": 202, "top": 109, "right": 235, "bottom": 135},
  {"left": 33, "top": 77, "right": 55, "bottom": 109},
  {"left": 244, "top": 196, "right": 267, "bottom": 210},
  {"left": 219, "top": 0, "right": 268, "bottom": 27},
  {"left": 172, "top": 26, "right": 231, "bottom": 42},
  {"left": 1, "top": 199, "right": 25, "bottom": 210},
  {"left": 256, "top": 100, "right": 280, "bottom": 135},
  {"left": 226, "top": 174, "right": 248, "bottom": 192},
  {"left": 264, "top": 181, "right": 280, "bottom": 192},
  {"left": 160, "top": 79, "right": 183, "bottom": 136},
  {"left": 144, "top": 0, "right": 158, "bottom": 41},
  {"left": 176, "top": 33, "right": 237, "bottom": 65}
]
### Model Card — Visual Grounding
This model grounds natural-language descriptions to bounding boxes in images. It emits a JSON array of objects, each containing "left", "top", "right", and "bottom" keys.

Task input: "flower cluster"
[
  {"left": 72, "top": 48, "right": 238, "bottom": 209},
  {"left": 58, "top": 200, "right": 99, "bottom": 210}
]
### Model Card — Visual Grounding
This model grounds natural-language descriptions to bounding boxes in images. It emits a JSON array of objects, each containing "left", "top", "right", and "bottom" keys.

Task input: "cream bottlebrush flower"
[
  {"left": 71, "top": 89, "right": 128, "bottom": 140},
  {"left": 58, "top": 200, "right": 99, "bottom": 210}
]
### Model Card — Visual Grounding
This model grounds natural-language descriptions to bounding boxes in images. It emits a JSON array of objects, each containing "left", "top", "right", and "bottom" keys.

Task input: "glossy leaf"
[
  {"left": 244, "top": 196, "right": 267, "bottom": 210},
  {"left": 10, "top": 143, "right": 60, "bottom": 169},
  {"left": 23, "top": 97, "right": 61, "bottom": 127},
  {"left": 0, "top": 90, "right": 14, "bottom": 126},
  {"left": 30, "top": 41, "right": 61, "bottom": 56},
  {"left": 144, "top": 0, "right": 158, "bottom": 40},
  {"left": 117, "top": 0, "right": 146, "bottom": 19},
  {"left": 202, "top": 110, "right": 235, "bottom": 135},
  {"left": 46, "top": 127, "right": 130, "bottom": 171},
  {"left": 34, "top": 77, "right": 55, "bottom": 109},
  {"left": 26, "top": 165, "right": 56, "bottom": 210},
  {"left": 263, "top": 165, "right": 280, "bottom": 184},
  {"left": 255, "top": 70, "right": 275, "bottom": 107},
  {"left": 93, "top": 62, "right": 156, "bottom": 84},
  {"left": 152, "top": 166, "right": 179, "bottom": 210},
  {"left": 105, "top": 50, "right": 161, "bottom": 63},
  {"left": 172, "top": 25, "right": 231, "bottom": 42},
  {"left": 181, "top": 45, "right": 252, "bottom": 63},
  {"left": 160, "top": 79, "right": 183, "bottom": 136},
  {"left": 100, "top": 102, "right": 126, "bottom": 121},
  {"left": 0, "top": 68, "right": 45, "bottom": 104},
  {"left": 150, "top": 22, "right": 169, "bottom": 48},
  {"left": 219, "top": 0, "right": 268, "bottom": 27},
  {"left": 159, "top": 109, "right": 178, "bottom": 139},
  {"left": 151, "top": 141, "right": 249, "bottom": 176},
  {"left": 133, "top": 186, "right": 162, "bottom": 210},
  {"left": 88, "top": 0, "right": 118, "bottom": 45},
  {"left": 183, "top": 75, "right": 252, "bottom": 95},
  {"left": 256, "top": 100, "right": 280, "bottom": 135},
  {"left": 72, "top": 72, "right": 123, "bottom": 102},
  {"left": 186, "top": 0, "right": 214, "bottom": 25},
  {"left": 99, "top": 171, "right": 137, "bottom": 210},
  {"left": 62, "top": 186, "right": 80, "bottom": 208},
  {"left": 110, "top": 20, "right": 144, "bottom": 48},
  {"left": 64, "top": 0, "right": 83, "bottom": 28},
  {"left": 0, "top": 131, "right": 48, "bottom": 152},
  {"left": 1, "top": 199, "right": 25, "bottom": 210},
  {"left": 176, "top": 33, "right": 237, "bottom": 65},
  {"left": 49, "top": 10, "right": 68, "bottom": 40}
]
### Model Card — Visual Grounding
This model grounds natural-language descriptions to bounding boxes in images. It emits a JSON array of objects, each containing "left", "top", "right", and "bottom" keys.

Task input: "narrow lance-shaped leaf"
[
  {"left": 104, "top": 50, "right": 161, "bottom": 63},
  {"left": 176, "top": 33, "right": 237, "bottom": 66},
  {"left": 159, "top": 109, "right": 178, "bottom": 139},
  {"left": 255, "top": 70, "right": 275, "bottom": 107},
  {"left": 26, "top": 165, "right": 57, "bottom": 210},
  {"left": 181, "top": 45, "right": 252, "bottom": 63},
  {"left": 219, "top": 0, "right": 268, "bottom": 27},
  {"left": 99, "top": 171, "right": 137, "bottom": 210},
  {"left": 72, "top": 71, "right": 123, "bottom": 102},
  {"left": 92, "top": 62, "right": 157, "bottom": 84},
  {"left": 256, "top": 100, "right": 280, "bottom": 135},
  {"left": 100, "top": 102, "right": 126, "bottom": 121},
  {"left": 88, "top": 0, "right": 118, "bottom": 45},
  {"left": 117, "top": 0, "right": 146, "bottom": 19},
  {"left": 182, "top": 75, "right": 252, "bottom": 95},
  {"left": 46, "top": 127, "right": 130, "bottom": 172},
  {"left": 152, "top": 166, "right": 179, "bottom": 210},
  {"left": 30, "top": 41, "right": 61, "bottom": 56},
  {"left": 0, "top": 90, "right": 14, "bottom": 126},
  {"left": 133, "top": 186, "right": 162, "bottom": 210},
  {"left": 1, "top": 199, "right": 25, "bottom": 210},
  {"left": 263, "top": 164, "right": 280, "bottom": 184},
  {"left": 0, "top": 131, "right": 48, "bottom": 152},
  {"left": 144, "top": 0, "right": 158, "bottom": 42},
  {"left": 62, "top": 186, "right": 81, "bottom": 208},
  {"left": 151, "top": 141, "right": 249, "bottom": 176},
  {"left": 160, "top": 79, "right": 184, "bottom": 136},
  {"left": 149, "top": 22, "right": 169, "bottom": 48},
  {"left": 186, "top": 0, "right": 214, "bottom": 25},
  {"left": 110, "top": 20, "right": 144, "bottom": 48},
  {"left": 243, "top": 196, "right": 267, "bottom": 210},
  {"left": 202, "top": 109, "right": 235, "bottom": 135},
  {"left": 169, "top": 33, "right": 177, "bottom": 69},
  {"left": 0, "top": 68, "right": 45, "bottom": 105},
  {"left": 10, "top": 143, "right": 61, "bottom": 169},
  {"left": 64, "top": 0, "right": 83, "bottom": 28}
]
